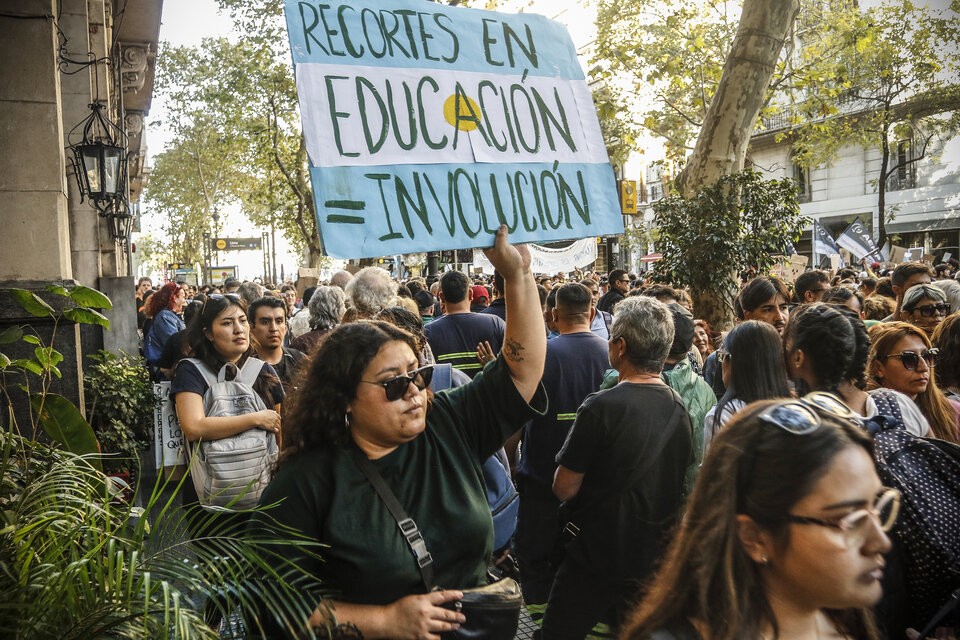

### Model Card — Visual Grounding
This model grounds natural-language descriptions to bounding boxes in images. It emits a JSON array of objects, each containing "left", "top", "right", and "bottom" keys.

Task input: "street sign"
[
  {"left": 211, "top": 237, "right": 262, "bottom": 251},
  {"left": 619, "top": 180, "right": 638, "bottom": 215}
]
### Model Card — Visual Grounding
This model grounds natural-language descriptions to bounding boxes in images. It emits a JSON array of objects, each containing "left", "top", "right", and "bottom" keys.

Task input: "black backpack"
[{"left": 865, "top": 413, "right": 960, "bottom": 627}]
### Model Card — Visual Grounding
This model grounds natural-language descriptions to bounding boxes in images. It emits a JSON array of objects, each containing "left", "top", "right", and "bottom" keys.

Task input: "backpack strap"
[
  {"left": 871, "top": 389, "right": 905, "bottom": 426},
  {"left": 431, "top": 363, "right": 453, "bottom": 392},
  {"left": 235, "top": 357, "right": 266, "bottom": 387},
  {"left": 184, "top": 358, "right": 219, "bottom": 388}
]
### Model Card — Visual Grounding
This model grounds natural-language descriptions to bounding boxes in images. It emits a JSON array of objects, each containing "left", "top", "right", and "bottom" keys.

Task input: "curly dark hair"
[{"left": 279, "top": 321, "right": 422, "bottom": 464}]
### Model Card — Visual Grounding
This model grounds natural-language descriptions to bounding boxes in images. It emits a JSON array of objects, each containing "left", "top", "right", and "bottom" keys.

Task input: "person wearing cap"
[
  {"left": 470, "top": 284, "right": 490, "bottom": 312},
  {"left": 425, "top": 270, "right": 505, "bottom": 379}
]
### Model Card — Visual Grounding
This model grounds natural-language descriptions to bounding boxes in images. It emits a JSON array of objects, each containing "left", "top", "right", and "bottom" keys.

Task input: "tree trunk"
[
  {"left": 672, "top": 0, "right": 798, "bottom": 328},
  {"left": 877, "top": 120, "right": 891, "bottom": 249},
  {"left": 676, "top": 0, "right": 800, "bottom": 198}
]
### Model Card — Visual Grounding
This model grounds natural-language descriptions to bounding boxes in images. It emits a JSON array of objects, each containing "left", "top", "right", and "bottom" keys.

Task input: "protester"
[
  {"left": 287, "top": 286, "right": 317, "bottom": 339},
  {"left": 821, "top": 285, "right": 865, "bottom": 317},
  {"left": 734, "top": 276, "right": 791, "bottom": 335},
  {"left": 596, "top": 268, "right": 628, "bottom": 314},
  {"left": 513, "top": 283, "right": 610, "bottom": 627},
  {"left": 620, "top": 397, "right": 895, "bottom": 640},
  {"left": 251, "top": 228, "right": 546, "bottom": 638},
  {"left": 280, "top": 284, "right": 298, "bottom": 317},
  {"left": 867, "top": 322, "right": 959, "bottom": 443},
  {"left": 898, "top": 283, "right": 948, "bottom": 337},
  {"left": 425, "top": 270, "right": 505, "bottom": 378},
  {"left": 886, "top": 262, "right": 933, "bottom": 321},
  {"left": 783, "top": 304, "right": 931, "bottom": 437},
  {"left": 413, "top": 289, "right": 437, "bottom": 325},
  {"left": 692, "top": 319, "right": 715, "bottom": 361},
  {"left": 470, "top": 284, "right": 490, "bottom": 312},
  {"left": 341, "top": 267, "right": 395, "bottom": 319},
  {"left": 144, "top": 282, "right": 187, "bottom": 373},
  {"left": 248, "top": 297, "right": 306, "bottom": 390},
  {"left": 932, "top": 312, "right": 960, "bottom": 402},
  {"left": 794, "top": 270, "right": 832, "bottom": 304},
  {"left": 480, "top": 270, "right": 508, "bottom": 321},
  {"left": 579, "top": 277, "right": 613, "bottom": 340},
  {"left": 172, "top": 293, "right": 284, "bottom": 625},
  {"left": 704, "top": 320, "right": 791, "bottom": 451},
  {"left": 543, "top": 296, "right": 692, "bottom": 639},
  {"left": 290, "top": 286, "right": 344, "bottom": 356},
  {"left": 863, "top": 295, "right": 895, "bottom": 326}
]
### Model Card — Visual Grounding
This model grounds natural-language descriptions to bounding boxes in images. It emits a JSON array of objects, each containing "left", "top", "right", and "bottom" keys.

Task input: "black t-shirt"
[
  {"left": 267, "top": 347, "right": 306, "bottom": 389},
  {"left": 557, "top": 383, "right": 692, "bottom": 580},
  {"left": 596, "top": 289, "right": 625, "bottom": 314}
]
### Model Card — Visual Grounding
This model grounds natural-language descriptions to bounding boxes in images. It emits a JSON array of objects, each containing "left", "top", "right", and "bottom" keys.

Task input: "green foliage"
[
  {"left": 150, "top": 14, "right": 325, "bottom": 268},
  {"left": 0, "top": 286, "right": 111, "bottom": 456},
  {"left": 84, "top": 351, "right": 160, "bottom": 476},
  {"left": 652, "top": 171, "right": 807, "bottom": 326},
  {"left": 0, "top": 430, "right": 324, "bottom": 638},
  {"left": 592, "top": 0, "right": 740, "bottom": 161}
]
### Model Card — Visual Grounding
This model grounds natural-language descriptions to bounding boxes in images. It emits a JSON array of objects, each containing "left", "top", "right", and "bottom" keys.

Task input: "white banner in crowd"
[{"left": 472, "top": 237, "right": 597, "bottom": 273}]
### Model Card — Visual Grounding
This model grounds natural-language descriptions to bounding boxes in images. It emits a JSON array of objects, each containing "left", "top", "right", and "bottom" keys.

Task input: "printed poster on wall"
[{"left": 284, "top": 0, "right": 624, "bottom": 258}]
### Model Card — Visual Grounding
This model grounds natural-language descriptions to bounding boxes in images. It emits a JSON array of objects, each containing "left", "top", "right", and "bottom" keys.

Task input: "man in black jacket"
[{"left": 597, "top": 269, "right": 629, "bottom": 314}]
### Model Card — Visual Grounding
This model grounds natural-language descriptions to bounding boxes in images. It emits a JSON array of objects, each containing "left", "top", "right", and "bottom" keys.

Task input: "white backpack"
[{"left": 182, "top": 358, "right": 279, "bottom": 510}]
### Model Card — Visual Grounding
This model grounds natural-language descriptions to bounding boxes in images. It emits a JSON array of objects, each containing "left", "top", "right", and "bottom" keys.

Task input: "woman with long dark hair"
[
  {"left": 703, "top": 320, "right": 791, "bottom": 450},
  {"left": 621, "top": 397, "right": 896, "bottom": 640}
]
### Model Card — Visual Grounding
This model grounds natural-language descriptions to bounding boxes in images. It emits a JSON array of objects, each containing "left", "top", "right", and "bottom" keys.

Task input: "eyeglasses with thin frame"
[
  {"left": 907, "top": 302, "right": 949, "bottom": 318},
  {"left": 883, "top": 348, "right": 939, "bottom": 371},
  {"left": 361, "top": 365, "right": 434, "bottom": 402},
  {"left": 784, "top": 487, "right": 901, "bottom": 548}
]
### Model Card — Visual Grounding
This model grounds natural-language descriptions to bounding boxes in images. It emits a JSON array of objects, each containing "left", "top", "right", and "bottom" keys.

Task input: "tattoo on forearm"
[{"left": 504, "top": 339, "right": 525, "bottom": 362}]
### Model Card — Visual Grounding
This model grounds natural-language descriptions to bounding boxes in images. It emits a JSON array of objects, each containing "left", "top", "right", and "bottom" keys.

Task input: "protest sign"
[
  {"left": 154, "top": 382, "right": 186, "bottom": 473},
  {"left": 472, "top": 237, "right": 597, "bottom": 273},
  {"left": 284, "top": 0, "right": 623, "bottom": 258}
]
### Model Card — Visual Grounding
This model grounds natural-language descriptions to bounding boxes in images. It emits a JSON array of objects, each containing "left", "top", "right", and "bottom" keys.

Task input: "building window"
[
  {"left": 649, "top": 184, "right": 663, "bottom": 201},
  {"left": 793, "top": 161, "right": 812, "bottom": 203},
  {"left": 887, "top": 138, "right": 917, "bottom": 191}
]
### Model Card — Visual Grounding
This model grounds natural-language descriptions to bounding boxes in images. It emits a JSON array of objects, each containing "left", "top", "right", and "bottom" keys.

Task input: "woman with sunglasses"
[
  {"left": 867, "top": 322, "right": 960, "bottom": 443},
  {"left": 252, "top": 227, "right": 546, "bottom": 639},
  {"left": 703, "top": 320, "right": 791, "bottom": 451},
  {"left": 784, "top": 304, "right": 931, "bottom": 438},
  {"left": 620, "top": 395, "right": 897, "bottom": 640},
  {"left": 899, "top": 284, "right": 949, "bottom": 337}
]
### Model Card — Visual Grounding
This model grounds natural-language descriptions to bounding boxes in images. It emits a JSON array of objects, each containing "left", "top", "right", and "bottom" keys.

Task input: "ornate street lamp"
[
  {"left": 67, "top": 102, "right": 129, "bottom": 223},
  {"left": 104, "top": 200, "right": 133, "bottom": 245}
]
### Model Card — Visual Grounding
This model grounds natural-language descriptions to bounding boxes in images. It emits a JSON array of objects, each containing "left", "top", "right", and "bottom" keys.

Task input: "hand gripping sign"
[{"left": 284, "top": 0, "right": 624, "bottom": 258}]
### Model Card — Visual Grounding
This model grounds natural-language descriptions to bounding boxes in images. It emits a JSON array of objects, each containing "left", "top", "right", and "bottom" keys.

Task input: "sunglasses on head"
[
  {"left": 908, "top": 303, "right": 949, "bottom": 318},
  {"left": 362, "top": 365, "right": 434, "bottom": 401},
  {"left": 208, "top": 293, "right": 241, "bottom": 302},
  {"left": 883, "top": 348, "right": 939, "bottom": 370},
  {"left": 757, "top": 392, "right": 859, "bottom": 435}
]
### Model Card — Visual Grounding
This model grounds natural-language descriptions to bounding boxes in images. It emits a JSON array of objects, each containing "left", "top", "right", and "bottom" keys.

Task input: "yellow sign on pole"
[{"left": 620, "top": 180, "right": 638, "bottom": 215}]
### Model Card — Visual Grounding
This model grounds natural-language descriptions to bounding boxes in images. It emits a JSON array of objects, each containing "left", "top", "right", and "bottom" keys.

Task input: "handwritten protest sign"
[
  {"left": 284, "top": 0, "right": 623, "bottom": 258},
  {"left": 154, "top": 382, "right": 186, "bottom": 472}
]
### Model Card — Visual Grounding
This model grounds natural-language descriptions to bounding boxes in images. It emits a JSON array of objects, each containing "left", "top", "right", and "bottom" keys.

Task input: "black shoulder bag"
[{"left": 350, "top": 448, "right": 522, "bottom": 640}]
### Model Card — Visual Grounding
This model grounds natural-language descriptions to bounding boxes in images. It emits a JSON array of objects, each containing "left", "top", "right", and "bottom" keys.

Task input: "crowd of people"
[{"left": 131, "top": 238, "right": 960, "bottom": 639}]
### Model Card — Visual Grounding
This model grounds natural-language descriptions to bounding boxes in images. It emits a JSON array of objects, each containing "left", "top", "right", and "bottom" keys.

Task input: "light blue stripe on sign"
[{"left": 311, "top": 161, "right": 622, "bottom": 259}]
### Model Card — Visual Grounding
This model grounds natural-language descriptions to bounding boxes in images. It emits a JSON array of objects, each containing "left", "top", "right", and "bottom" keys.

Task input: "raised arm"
[{"left": 482, "top": 225, "right": 546, "bottom": 402}]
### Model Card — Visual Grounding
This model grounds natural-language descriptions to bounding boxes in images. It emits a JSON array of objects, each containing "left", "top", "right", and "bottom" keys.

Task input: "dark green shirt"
[{"left": 255, "top": 357, "right": 546, "bottom": 606}]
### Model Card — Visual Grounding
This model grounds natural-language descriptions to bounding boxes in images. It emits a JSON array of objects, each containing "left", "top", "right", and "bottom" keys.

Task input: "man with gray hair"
[
  {"left": 545, "top": 296, "right": 693, "bottom": 638},
  {"left": 291, "top": 286, "right": 345, "bottom": 355},
  {"left": 344, "top": 266, "right": 397, "bottom": 318}
]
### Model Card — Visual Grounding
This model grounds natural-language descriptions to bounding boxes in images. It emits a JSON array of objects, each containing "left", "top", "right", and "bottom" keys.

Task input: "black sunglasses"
[
  {"left": 908, "top": 303, "right": 949, "bottom": 318},
  {"left": 883, "top": 348, "right": 939, "bottom": 370},
  {"left": 361, "top": 365, "right": 434, "bottom": 401}
]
